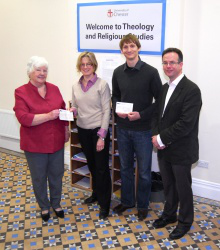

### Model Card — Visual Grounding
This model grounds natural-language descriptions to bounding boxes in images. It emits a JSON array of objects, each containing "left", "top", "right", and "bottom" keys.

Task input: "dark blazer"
[{"left": 152, "top": 75, "right": 202, "bottom": 165}]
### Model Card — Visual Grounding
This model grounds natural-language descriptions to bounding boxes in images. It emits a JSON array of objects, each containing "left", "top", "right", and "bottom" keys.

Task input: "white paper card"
[
  {"left": 59, "top": 109, "right": 74, "bottom": 121},
  {"left": 116, "top": 102, "right": 133, "bottom": 114}
]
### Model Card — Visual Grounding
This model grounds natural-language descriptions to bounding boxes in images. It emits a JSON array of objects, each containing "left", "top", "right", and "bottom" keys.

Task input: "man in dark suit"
[{"left": 151, "top": 48, "right": 202, "bottom": 240}]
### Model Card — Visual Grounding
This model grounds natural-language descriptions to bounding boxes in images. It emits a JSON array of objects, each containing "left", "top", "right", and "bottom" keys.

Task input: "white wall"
[
  {"left": 0, "top": 0, "right": 74, "bottom": 106},
  {"left": 182, "top": 0, "right": 220, "bottom": 185},
  {"left": 1, "top": 0, "right": 220, "bottom": 198}
]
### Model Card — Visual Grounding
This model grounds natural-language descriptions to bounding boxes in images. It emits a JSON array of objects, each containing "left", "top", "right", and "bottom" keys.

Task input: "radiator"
[{"left": 0, "top": 109, "right": 20, "bottom": 140}]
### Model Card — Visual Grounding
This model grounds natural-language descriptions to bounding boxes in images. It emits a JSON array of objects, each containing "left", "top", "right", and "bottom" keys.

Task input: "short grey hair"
[{"left": 27, "top": 56, "right": 48, "bottom": 76}]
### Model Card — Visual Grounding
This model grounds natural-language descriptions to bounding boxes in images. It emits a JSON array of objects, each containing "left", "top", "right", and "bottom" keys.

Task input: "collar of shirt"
[
  {"left": 168, "top": 73, "right": 184, "bottom": 87},
  {"left": 123, "top": 58, "right": 144, "bottom": 71},
  {"left": 162, "top": 73, "right": 185, "bottom": 116},
  {"left": 79, "top": 73, "right": 98, "bottom": 92}
]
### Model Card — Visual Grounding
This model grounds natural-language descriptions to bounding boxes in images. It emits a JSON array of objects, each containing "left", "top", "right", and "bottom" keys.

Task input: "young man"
[
  {"left": 112, "top": 34, "right": 162, "bottom": 220},
  {"left": 151, "top": 48, "right": 202, "bottom": 239}
]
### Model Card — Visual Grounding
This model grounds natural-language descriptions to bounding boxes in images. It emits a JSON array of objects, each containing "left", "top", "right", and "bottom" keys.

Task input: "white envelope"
[
  {"left": 59, "top": 109, "right": 74, "bottom": 121},
  {"left": 116, "top": 102, "right": 133, "bottom": 114}
]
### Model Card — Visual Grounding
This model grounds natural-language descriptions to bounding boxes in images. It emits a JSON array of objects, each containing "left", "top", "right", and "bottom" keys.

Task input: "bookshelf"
[
  {"left": 70, "top": 115, "right": 114, "bottom": 192},
  {"left": 70, "top": 119, "right": 91, "bottom": 190},
  {"left": 111, "top": 113, "right": 139, "bottom": 198},
  {"left": 70, "top": 112, "right": 139, "bottom": 198},
  {"left": 111, "top": 114, "right": 121, "bottom": 198}
]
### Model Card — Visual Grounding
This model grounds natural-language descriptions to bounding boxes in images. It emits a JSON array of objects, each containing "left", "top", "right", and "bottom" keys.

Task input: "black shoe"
[
  {"left": 84, "top": 195, "right": 97, "bottom": 204},
  {"left": 169, "top": 226, "right": 190, "bottom": 240},
  {"left": 153, "top": 216, "right": 177, "bottom": 229},
  {"left": 137, "top": 209, "right": 148, "bottom": 221},
  {"left": 41, "top": 211, "right": 50, "bottom": 222},
  {"left": 99, "top": 208, "right": 109, "bottom": 220},
  {"left": 53, "top": 208, "right": 64, "bottom": 218},
  {"left": 113, "top": 204, "right": 135, "bottom": 215}
]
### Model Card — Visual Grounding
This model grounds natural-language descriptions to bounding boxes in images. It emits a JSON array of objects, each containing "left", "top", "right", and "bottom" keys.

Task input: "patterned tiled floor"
[{"left": 0, "top": 150, "right": 220, "bottom": 249}]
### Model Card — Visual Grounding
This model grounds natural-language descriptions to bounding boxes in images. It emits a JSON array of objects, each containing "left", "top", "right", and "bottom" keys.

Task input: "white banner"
[{"left": 77, "top": 0, "right": 166, "bottom": 55}]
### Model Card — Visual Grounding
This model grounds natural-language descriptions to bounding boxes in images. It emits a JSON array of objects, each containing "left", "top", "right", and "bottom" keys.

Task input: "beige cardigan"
[{"left": 72, "top": 77, "right": 111, "bottom": 130}]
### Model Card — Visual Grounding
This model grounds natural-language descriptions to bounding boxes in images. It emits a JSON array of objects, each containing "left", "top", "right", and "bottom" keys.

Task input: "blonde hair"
[{"left": 76, "top": 52, "right": 98, "bottom": 72}]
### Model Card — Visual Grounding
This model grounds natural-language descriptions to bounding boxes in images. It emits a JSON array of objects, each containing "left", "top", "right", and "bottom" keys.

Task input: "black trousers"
[
  {"left": 77, "top": 126, "right": 112, "bottom": 210},
  {"left": 158, "top": 156, "right": 194, "bottom": 229}
]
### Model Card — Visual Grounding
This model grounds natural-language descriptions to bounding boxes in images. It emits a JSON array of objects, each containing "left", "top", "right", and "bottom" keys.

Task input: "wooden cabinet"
[
  {"left": 111, "top": 114, "right": 122, "bottom": 198},
  {"left": 111, "top": 113, "right": 138, "bottom": 198},
  {"left": 70, "top": 119, "right": 91, "bottom": 191},
  {"left": 70, "top": 111, "right": 124, "bottom": 197},
  {"left": 70, "top": 114, "right": 115, "bottom": 192},
  {"left": 70, "top": 113, "right": 138, "bottom": 198},
  {"left": 70, "top": 111, "right": 163, "bottom": 202}
]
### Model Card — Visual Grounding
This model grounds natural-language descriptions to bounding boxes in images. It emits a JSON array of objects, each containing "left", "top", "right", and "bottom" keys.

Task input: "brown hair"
[{"left": 119, "top": 33, "right": 141, "bottom": 50}]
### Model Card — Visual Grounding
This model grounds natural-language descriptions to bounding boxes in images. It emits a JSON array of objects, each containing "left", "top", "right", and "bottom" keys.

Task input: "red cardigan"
[{"left": 14, "top": 81, "right": 68, "bottom": 153}]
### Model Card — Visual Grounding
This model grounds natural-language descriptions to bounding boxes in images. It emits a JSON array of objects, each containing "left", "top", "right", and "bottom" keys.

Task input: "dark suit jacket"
[{"left": 152, "top": 76, "right": 202, "bottom": 165}]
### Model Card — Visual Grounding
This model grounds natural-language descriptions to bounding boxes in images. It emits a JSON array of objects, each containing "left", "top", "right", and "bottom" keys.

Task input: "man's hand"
[
  {"left": 152, "top": 135, "right": 165, "bottom": 150},
  {"left": 116, "top": 112, "right": 128, "bottom": 119},
  {"left": 128, "top": 112, "right": 140, "bottom": 121}
]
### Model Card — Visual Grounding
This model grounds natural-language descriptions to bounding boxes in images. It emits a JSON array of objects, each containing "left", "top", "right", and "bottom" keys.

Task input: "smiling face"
[
  {"left": 29, "top": 66, "right": 48, "bottom": 87},
  {"left": 121, "top": 42, "right": 140, "bottom": 63},
  {"left": 162, "top": 52, "right": 183, "bottom": 82},
  {"left": 80, "top": 56, "right": 95, "bottom": 78}
]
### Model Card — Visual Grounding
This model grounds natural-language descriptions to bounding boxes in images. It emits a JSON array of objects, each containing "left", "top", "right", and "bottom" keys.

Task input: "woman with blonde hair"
[{"left": 70, "top": 52, "right": 112, "bottom": 219}]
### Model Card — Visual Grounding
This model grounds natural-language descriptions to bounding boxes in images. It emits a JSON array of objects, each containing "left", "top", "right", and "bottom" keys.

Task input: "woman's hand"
[
  {"left": 96, "top": 137, "right": 105, "bottom": 152},
  {"left": 31, "top": 109, "right": 60, "bottom": 126},
  {"left": 48, "top": 109, "right": 60, "bottom": 120},
  {"left": 69, "top": 107, "right": 77, "bottom": 117}
]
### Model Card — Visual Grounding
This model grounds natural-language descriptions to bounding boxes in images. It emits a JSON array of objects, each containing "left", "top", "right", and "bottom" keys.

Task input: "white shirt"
[{"left": 157, "top": 73, "right": 184, "bottom": 146}]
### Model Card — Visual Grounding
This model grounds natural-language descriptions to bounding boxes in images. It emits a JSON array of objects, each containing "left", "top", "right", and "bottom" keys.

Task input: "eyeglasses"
[
  {"left": 162, "top": 61, "right": 180, "bottom": 66},
  {"left": 80, "top": 63, "right": 93, "bottom": 68}
]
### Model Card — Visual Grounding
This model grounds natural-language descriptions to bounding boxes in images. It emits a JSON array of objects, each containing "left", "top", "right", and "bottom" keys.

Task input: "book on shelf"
[
  {"left": 72, "top": 152, "right": 87, "bottom": 162},
  {"left": 113, "top": 189, "right": 121, "bottom": 199},
  {"left": 71, "top": 128, "right": 78, "bottom": 133},
  {"left": 114, "top": 149, "right": 119, "bottom": 156},
  {"left": 73, "top": 165, "right": 90, "bottom": 175},
  {"left": 114, "top": 179, "right": 121, "bottom": 185},
  {"left": 109, "top": 158, "right": 112, "bottom": 166},
  {"left": 109, "top": 142, "right": 112, "bottom": 154},
  {"left": 75, "top": 177, "right": 90, "bottom": 189}
]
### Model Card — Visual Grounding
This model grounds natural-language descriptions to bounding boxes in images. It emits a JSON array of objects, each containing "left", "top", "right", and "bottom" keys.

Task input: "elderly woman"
[
  {"left": 14, "top": 56, "right": 70, "bottom": 222},
  {"left": 71, "top": 52, "right": 112, "bottom": 219}
]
